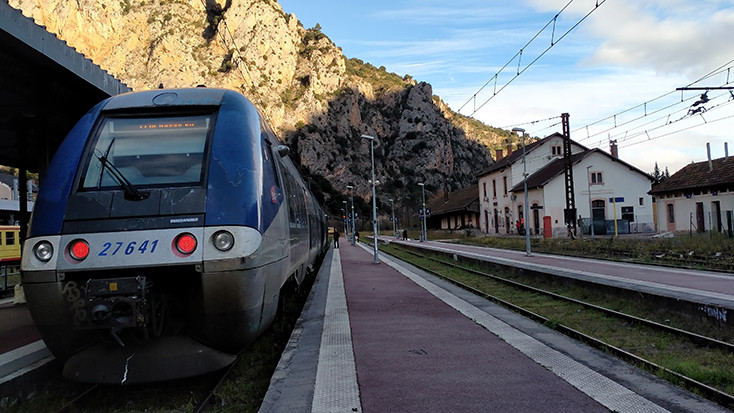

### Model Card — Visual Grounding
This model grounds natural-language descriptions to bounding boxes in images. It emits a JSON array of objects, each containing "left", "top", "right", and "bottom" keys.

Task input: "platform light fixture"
[
  {"left": 361, "top": 134, "right": 379, "bottom": 264},
  {"left": 390, "top": 198, "right": 397, "bottom": 239},
  {"left": 418, "top": 182, "right": 427, "bottom": 242},
  {"left": 347, "top": 184, "right": 355, "bottom": 245}
]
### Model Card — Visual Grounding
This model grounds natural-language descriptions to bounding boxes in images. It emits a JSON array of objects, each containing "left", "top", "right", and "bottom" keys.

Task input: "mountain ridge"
[{"left": 10, "top": 0, "right": 514, "bottom": 219}]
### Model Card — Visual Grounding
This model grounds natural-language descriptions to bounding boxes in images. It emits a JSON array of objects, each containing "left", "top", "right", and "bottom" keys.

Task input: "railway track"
[
  {"left": 7, "top": 262, "right": 320, "bottom": 413},
  {"left": 384, "top": 244, "right": 734, "bottom": 410}
]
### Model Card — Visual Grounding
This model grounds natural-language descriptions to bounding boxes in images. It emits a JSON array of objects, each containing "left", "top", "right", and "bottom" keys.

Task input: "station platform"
[
  {"left": 386, "top": 238, "right": 734, "bottom": 312},
  {"left": 261, "top": 242, "right": 730, "bottom": 412},
  {"left": 0, "top": 297, "right": 53, "bottom": 394}
]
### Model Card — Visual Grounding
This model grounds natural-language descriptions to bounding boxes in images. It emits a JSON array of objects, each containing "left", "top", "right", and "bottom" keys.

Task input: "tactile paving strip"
[
  {"left": 380, "top": 253, "right": 670, "bottom": 413},
  {"left": 311, "top": 250, "right": 362, "bottom": 412}
]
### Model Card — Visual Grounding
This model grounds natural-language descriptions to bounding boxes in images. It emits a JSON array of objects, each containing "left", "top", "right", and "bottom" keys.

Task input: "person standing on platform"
[{"left": 334, "top": 229, "right": 340, "bottom": 248}]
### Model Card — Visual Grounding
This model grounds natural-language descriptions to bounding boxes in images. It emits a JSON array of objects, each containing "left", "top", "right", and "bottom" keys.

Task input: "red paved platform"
[
  {"left": 0, "top": 300, "right": 41, "bottom": 355},
  {"left": 339, "top": 245, "right": 608, "bottom": 412}
]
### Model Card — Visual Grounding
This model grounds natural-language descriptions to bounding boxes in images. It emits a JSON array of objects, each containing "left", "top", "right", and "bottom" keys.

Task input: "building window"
[
  {"left": 483, "top": 182, "right": 487, "bottom": 199},
  {"left": 590, "top": 171, "right": 603, "bottom": 184},
  {"left": 492, "top": 179, "right": 497, "bottom": 198},
  {"left": 639, "top": 197, "right": 644, "bottom": 206},
  {"left": 667, "top": 203, "right": 675, "bottom": 223},
  {"left": 503, "top": 176, "right": 507, "bottom": 195},
  {"left": 551, "top": 145, "right": 562, "bottom": 156}
]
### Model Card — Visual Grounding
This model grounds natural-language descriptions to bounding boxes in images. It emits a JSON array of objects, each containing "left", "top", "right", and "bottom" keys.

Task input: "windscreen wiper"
[{"left": 94, "top": 139, "right": 149, "bottom": 201}]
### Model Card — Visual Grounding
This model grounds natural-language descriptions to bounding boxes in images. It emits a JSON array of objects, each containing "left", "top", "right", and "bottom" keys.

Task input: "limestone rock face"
[{"left": 10, "top": 0, "right": 509, "bottom": 211}]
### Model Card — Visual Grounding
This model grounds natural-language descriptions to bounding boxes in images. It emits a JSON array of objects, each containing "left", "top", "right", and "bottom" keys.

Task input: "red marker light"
[
  {"left": 175, "top": 233, "right": 197, "bottom": 255},
  {"left": 69, "top": 240, "right": 90, "bottom": 261}
]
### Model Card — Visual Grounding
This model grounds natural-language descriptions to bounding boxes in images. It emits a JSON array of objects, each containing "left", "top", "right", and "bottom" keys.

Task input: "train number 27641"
[{"left": 99, "top": 240, "right": 159, "bottom": 256}]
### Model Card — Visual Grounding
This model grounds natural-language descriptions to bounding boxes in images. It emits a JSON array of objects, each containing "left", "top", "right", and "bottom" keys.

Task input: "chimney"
[
  {"left": 506, "top": 143, "right": 513, "bottom": 156},
  {"left": 726, "top": 142, "right": 729, "bottom": 162},
  {"left": 609, "top": 139, "right": 618, "bottom": 159},
  {"left": 707, "top": 142, "right": 713, "bottom": 172},
  {"left": 495, "top": 149, "right": 504, "bottom": 161}
]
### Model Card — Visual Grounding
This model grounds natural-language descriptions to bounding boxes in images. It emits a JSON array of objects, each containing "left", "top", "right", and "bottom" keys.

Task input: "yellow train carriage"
[{"left": 0, "top": 225, "right": 21, "bottom": 264}]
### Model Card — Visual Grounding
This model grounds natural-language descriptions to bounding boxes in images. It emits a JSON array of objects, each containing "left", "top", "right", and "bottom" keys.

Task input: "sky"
[{"left": 276, "top": 0, "right": 734, "bottom": 175}]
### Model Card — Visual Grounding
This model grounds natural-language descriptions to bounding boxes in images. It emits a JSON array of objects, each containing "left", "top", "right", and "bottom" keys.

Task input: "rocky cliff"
[{"left": 10, "top": 0, "right": 513, "bottom": 219}]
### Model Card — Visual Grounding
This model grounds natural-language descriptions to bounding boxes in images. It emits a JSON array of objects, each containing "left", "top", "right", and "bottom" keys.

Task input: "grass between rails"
[{"left": 380, "top": 243, "right": 734, "bottom": 401}]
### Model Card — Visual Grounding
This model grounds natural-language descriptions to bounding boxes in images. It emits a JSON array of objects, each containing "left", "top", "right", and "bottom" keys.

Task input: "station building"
[
  {"left": 649, "top": 153, "right": 734, "bottom": 235},
  {"left": 477, "top": 133, "right": 655, "bottom": 238},
  {"left": 425, "top": 186, "right": 480, "bottom": 231}
]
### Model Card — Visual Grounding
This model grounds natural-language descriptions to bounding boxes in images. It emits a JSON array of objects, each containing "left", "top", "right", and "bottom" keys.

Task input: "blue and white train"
[{"left": 21, "top": 88, "right": 328, "bottom": 384}]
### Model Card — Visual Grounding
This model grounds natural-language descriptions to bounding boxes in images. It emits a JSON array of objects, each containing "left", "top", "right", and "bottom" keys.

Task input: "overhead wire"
[
  {"left": 621, "top": 112, "right": 734, "bottom": 149},
  {"left": 458, "top": 0, "right": 608, "bottom": 117},
  {"left": 614, "top": 96, "right": 734, "bottom": 145},
  {"left": 198, "top": 0, "right": 254, "bottom": 87},
  {"left": 573, "top": 59, "right": 734, "bottom": 139},
  {"left": 499, "top": 115, "right": 562, "bottom": 130}
]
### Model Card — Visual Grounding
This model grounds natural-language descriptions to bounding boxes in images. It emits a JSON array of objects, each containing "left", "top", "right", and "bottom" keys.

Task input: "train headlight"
[
  {"left": 213, "top": 230, "right": 234, "bottom": 252},
  {"left": 175, "top": 233, "right": 197, "bottom": 255},
  {"left": 33, "top": 241, "right": 54, "bottom": 262},
  {"left": 69, "top": 239, "right": 90, "bottom": 261}
]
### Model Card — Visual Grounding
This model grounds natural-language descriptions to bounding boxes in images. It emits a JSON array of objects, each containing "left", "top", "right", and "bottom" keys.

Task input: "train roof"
[{"left": 102, "top": 88, "right": 239, "bottom": 111}]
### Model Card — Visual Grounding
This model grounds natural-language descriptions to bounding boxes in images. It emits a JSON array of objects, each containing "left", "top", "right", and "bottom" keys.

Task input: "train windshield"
[{"left": 81, "top": 114, "right": 212, "bottom": 190}]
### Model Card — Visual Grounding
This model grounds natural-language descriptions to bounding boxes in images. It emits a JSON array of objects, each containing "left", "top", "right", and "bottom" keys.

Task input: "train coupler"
[{"left": 83, "top": 276, "right": 150, "bottom": 345}]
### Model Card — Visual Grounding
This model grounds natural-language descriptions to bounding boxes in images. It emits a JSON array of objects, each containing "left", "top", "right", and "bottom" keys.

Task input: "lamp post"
[
  {"left": 512, "top": 127, "right": 531, "bottom": 256},
  {"left": 341, "top": 202, "right": 348, "bottom": 238},
  {"left": 362, "top": 134, "right": 379, "bottom": 264},
  {"left": 418, "top": 183, "right": 427, "bottom": 242},
  {"left": 390, "top": 198, "right": 397, "bottom": 239},
  {"left": 347, "top": 184, "right": 355, "bottom": 245},
  {"left": 586, "top": 165, "right": 595, "bottom": 238}
]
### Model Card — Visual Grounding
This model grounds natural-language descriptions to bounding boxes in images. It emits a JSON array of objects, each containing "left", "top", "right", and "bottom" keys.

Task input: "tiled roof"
[
  {"left": 649, "top": 157, "right": 734, "bottom": 194},
  {"left": 477, "top": 133, "right": 556, "bottom": 177},
  {"left": 510, "top": 151, "right": 588, "bottom": 192},
  {"left": 509, "top": 148, "right": 652, "bottom": 193},
  {"left": 426, "top": 186, "right": 478, "bottom": 215}
]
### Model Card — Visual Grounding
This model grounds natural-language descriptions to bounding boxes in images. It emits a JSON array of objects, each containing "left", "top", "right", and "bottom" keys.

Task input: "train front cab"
[{"left": 20, "top": 89, "right": 299, "bottom": 383}]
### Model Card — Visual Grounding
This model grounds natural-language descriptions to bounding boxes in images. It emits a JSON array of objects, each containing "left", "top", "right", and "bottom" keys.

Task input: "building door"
[
  {"left": 504, "top": 207, "right": 511, "bottom": 233},
  {"left": 696, "top": 202, "right": 705, "bottom": 232},
  {"left": 666, "top": 203, "right": 676, "bottom": 233},
  {"left": 591, "top": 200, "right": 606, "bottom": 235},
  {"left": 712, "top": 201, "right": 722, "bottom": 232},
  {"left": 532, "top": 204, "right": 540, "bottom": 236},
  {"left": 493, "top": 209, "right": 499, "bottom": 233}
]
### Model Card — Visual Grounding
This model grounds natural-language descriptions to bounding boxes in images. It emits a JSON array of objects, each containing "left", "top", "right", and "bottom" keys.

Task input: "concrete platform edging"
[{"left": 311, "top": 249, "right": 361, "bottom": 413}]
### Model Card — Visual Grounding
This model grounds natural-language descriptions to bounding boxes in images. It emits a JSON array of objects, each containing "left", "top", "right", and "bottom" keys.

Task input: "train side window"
[
  {"left": 263, "top": 140, "right": 281, "bottom": 187},
  {"left": 5, "top": 231, "right": 15, "bottom": 246},
  {"left": 279, "top": 161, "right": 298, "bottom": 224}
]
